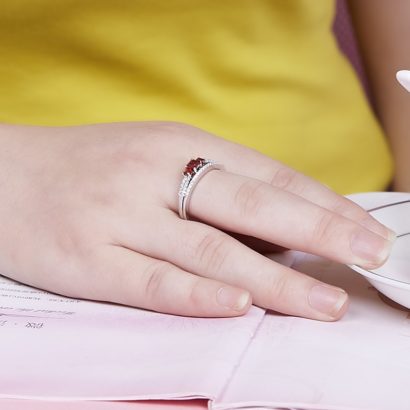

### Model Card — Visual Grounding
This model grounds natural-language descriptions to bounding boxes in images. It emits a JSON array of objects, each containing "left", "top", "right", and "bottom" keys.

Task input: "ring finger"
[{"left": 116, "top": 210, "right": 349, "bottom": 321}]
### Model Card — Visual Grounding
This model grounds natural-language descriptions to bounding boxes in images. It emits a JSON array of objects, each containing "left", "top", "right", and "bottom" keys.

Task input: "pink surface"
[{"left": 1, "top": 399, "right": 208, "bottom": 410}]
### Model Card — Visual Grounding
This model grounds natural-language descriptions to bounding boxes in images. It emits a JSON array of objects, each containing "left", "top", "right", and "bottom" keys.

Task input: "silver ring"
[{"left": 178, "top": 157, "right": 224, "bottom": 220}]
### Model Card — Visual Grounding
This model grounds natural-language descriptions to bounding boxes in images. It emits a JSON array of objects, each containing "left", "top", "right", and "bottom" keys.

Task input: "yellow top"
[{"left": 0, "top": 0, "right": 393, "bottom": 193}]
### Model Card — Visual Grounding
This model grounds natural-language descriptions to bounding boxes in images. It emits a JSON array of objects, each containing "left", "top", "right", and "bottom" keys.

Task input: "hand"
[{"left": 0, "top": 122, "right": 395, "bottom": 321}]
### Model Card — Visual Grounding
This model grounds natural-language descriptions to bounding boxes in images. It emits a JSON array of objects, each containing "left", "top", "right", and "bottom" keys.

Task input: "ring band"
[{"left": 178, "top": 157, "right": 224, "bottom": 220}]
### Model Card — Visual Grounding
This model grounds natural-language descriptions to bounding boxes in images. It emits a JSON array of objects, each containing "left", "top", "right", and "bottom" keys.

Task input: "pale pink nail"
[
  {"left": 216, "top": 287, "right": 250, "bottom": 311},
  {"left": 308, "top": 285, "right": 348, "bottom": 317}
]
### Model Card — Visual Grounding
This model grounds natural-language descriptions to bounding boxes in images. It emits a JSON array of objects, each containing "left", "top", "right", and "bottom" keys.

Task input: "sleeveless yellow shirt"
[{"left": 0, "top": 0, "right": 393, "bottom": 193}]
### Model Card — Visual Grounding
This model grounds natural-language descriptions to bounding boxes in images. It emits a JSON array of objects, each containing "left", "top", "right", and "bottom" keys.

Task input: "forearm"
[{"left": 348, "top": 0, "right": 410, "bottom": 191}]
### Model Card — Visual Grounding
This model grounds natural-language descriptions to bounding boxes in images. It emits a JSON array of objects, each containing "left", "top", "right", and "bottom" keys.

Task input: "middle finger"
[{"left": 188, "top": 170, "right": 393, "bottom": 269}]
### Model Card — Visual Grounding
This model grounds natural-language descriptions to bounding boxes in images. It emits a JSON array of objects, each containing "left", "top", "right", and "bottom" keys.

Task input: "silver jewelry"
[{"left": 178, "top": 157, "right": 224, "bottom": 220}]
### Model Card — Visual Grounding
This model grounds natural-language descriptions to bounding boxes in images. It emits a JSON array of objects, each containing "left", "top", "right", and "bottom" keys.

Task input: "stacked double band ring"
[{"left": 178, "top": 157, "right": 224, "bottom": 220}]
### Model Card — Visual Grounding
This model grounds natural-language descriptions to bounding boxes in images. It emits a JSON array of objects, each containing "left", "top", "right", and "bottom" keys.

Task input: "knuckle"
[
  {"left": 195, "top": 232, "right": 230, "bottom": 275},
  {"left": 312, "top": 211, "right": 340, "bottom": 247},
  {"left": 187, "top": 278, "right": 206, "bottom": 310},
  {"left": 161, "top": 121, "right": 193, "bottom": 132},
  {"left": 155, "top": 122, "right": 214, "bottom": 146},
  {"left": 234, "top": 179, "right": 270, "bottom": 218},
  {"left": 146, "top": 121, "right": 191, "bottom": 137},
  {"left": 142, "top": 261, "right": 172, "bottom": 303},
  {"left": 270, "top": 167, "right": 300, "bottom": 192},
  {"left": 265, "top": 272, "right": 291, "bottom": 307},
  {"left": 115, "top": 121, "right": 192, "bottom": 159},
  {"left": 331, "top": 196, "right": 361, "bottom": 219},
  {"left": 152, "top": 121, "right": 200, "bottom": 141}
]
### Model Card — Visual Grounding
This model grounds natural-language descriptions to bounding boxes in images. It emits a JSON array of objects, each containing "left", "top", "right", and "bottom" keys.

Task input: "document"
[
  {"left": 214, "top": 252, "right": 410, "bottom": 410},
  {"left": 1, "top": 192, "right": 410, "bottom": 410}
]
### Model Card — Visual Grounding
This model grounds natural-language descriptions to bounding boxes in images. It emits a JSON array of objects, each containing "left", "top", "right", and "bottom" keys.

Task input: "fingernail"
[
  {"left": 350, "top": 230, "right": 395, "bottom": 268},
  {"left": 308, "top": 285, "right": 348, "bottom": 317},
  {"left": 217, "top": 287, "right": 250, "bottom": 311},
  {"left": 361, "top": 217, "right": 396, "bottom": 241}
]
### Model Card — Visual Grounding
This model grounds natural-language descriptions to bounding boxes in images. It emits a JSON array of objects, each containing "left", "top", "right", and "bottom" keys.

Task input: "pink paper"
[
  {"left": 213, "top": 193, "right": 410, "bottom": 410},
  {"left": 0, "top": 400, "right": 208, "bottom": 410},
  {"left": 0, "top": 276, "right": 265, "bottom": 400}
]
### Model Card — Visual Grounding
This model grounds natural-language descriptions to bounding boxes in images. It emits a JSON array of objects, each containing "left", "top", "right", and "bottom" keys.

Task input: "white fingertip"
[{"left": 396, "top": 70, "right": 410, "bottom": 92}]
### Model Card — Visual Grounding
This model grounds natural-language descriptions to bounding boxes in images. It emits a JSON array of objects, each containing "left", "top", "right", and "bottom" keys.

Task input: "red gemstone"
[{"left": 184, "top": 158, "right": 205, "bottom": 175}]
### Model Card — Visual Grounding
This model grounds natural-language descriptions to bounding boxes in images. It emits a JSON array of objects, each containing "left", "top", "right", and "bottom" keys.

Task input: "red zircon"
[{"left": 184, "top": 158, "right": 205, "bottom": 175}]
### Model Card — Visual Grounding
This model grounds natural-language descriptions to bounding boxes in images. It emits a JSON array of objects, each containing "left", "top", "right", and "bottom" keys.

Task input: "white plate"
[{"left": 397, "top": 69, "right": 410, "bottom": 92}]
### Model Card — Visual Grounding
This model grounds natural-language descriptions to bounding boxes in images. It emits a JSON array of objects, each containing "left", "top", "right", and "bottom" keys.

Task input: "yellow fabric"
[{"left": 0, "top": 0, "right": 393, "bottom": 194}]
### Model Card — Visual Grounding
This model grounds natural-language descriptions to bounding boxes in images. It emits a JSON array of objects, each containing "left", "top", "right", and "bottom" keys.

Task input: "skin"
[
  {"left": 348, "top": 0, "right": 410, "bottom": 191},
  {"left": 0, "top": 122, "right": 394, "bottom": 321}
]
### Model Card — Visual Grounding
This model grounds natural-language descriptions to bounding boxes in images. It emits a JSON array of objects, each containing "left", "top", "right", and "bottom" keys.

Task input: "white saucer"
[{"left": 349, "top": 197, "right": 410, "bottom": 309}]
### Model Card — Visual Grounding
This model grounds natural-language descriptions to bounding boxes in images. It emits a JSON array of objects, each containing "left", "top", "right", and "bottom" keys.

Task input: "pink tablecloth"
[{"left": 1, "top": 400, "right": 208, "bottom": 410}]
